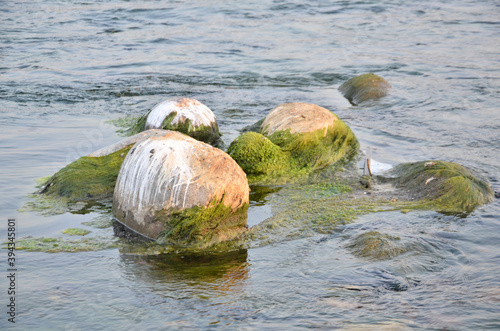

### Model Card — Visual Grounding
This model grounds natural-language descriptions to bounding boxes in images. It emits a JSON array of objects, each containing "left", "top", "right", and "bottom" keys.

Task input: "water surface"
[{"left": 1, "top": 0, "right": 500, "bottom": 329}]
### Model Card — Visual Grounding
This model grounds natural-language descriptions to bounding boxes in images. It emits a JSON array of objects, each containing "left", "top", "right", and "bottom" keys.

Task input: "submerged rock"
[
  {"left": 339, "top": 73, "right": 391, "bottom": 105},
  {"left": 228, "top": 102, "right": 359, "bottom": 184},
  {"left": 130, "top": 98, "right": 221, "bottom": 146},
  {"left": 41, "top": 130, "right": 170, "bottom": 201},
  {"left": 113, "top": 131, "right": 249, "bottom": 248},
  {"left": 387, "top": 160, "right": 494, "bottom": 213},
  {"left": 347, "top": 231, "right": 406, "bottom": 260}
]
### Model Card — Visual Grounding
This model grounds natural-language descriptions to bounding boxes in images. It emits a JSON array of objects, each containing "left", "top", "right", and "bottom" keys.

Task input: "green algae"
[
  {"left": 339, "top": 73, "right": 391, "bottom": 105},
  {"left": 41, "top": 145, "right": 132, "bottom": 201},
  {"left": 128, "top": 110, "right": 221, "bottom": 146},
  {"left": 107, "top": 116, "right": 141, "bottom": 136},
  {"left": 388, "top": 160, "right": 494, "bottom": 213},
  {"left": 82, "top": 215, "right": 113, "bottom": 229},
  {"left": 243, "top": 180, "right": 419, "bottom": 248},
  {"left": 35, "top": 176, "right": 51, "bottom": 188},
  {"left": 18, "top": 194, "right": 86, "bottom": 216},
  {"left": 228, "top": 119, "right": 359, "bottom": 185},
  {"left": 62, "top": 228, "right": 90, "bottom": 236},
  {"left": 347, "top": 231, "right": 407, "bottom": 261},
  {"left": 266, "top": 119, "right": 359, "bottom": 169},
  {"left": 155, "top": 199, "right": 249, "bottom": 249},
  {"left": 10, "top": 236, "right": 119, "bottom": 253},
  {"left": 227, "top": 132, "right": 294, "bottom": 183}
]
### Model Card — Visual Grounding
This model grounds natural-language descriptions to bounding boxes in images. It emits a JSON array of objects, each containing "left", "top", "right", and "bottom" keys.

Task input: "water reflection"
[{"left": 119, "top": 249, "right": 249, "bottom": 288}]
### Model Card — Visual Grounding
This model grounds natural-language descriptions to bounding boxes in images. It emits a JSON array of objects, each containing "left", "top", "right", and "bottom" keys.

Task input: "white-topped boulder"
[
  {"left": 113, "top": 131, "right": 249, "bottom": 247},
  {"left": 132, "top": 98, "right": 221, "bottom": 146}
]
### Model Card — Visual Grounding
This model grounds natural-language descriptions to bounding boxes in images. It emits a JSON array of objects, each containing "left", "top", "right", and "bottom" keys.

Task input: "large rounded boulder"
[
  {"left": 131, "top": 98, "right": 221, "bottom": 146},
  {"left": 113, "top": 131, "right": 250, "bottom": 247},
  {"left": 228, "top": 102, "right": 359, "bottom": 184},
  {"left": 339, "top": 73, "right": 391, "bottom": 105}
]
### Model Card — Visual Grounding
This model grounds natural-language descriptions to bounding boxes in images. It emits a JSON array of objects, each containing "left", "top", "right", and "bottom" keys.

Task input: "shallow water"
[{"left": 1, "top": 0, "right": 500, "bottom": 329}]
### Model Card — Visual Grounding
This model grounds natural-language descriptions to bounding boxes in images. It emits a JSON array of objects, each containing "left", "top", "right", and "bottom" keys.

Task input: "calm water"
[{"left": 1, "top": 0, "right": 500, "bottom": 329}]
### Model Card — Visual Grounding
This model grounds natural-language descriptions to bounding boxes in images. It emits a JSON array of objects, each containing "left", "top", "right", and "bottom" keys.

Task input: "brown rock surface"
[{"left": 260, "top": 102, "right": 338, "bottom": 136}]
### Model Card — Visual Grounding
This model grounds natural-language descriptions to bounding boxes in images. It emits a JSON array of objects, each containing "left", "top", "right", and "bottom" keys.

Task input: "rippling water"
[{"left": 1, "top": 0, "right": 500, "bottom": 329}]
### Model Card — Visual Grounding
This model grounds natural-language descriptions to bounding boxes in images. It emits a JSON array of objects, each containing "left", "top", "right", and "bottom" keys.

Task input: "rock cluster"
[{"left": 38, "top": 76, "right": 495, "bottom": 249}]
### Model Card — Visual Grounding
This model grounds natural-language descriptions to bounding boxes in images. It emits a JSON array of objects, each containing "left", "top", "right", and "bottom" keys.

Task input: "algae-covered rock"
[
  {"left": 113, "top": 131, "right": 250, "bottom": 248},
  {"left": 228, "top": 102, "right": 359, "bottom": 184},
  {"left": 339, "top": 73, "right": 391, "bottom": 105},
  {"left": 347, "top": 231, "right": 406, "bottom": 260},
  {"left": 41, "top": 146, "right": 131, "bottom": 201},
  {"left": 130, "top": 98, "right": 221, "bottom": 146},
  {"left": 388, "top": 160, "right": 494, "bottom": 213},
  {"left": 41, "top": 130, "right": 170, "bottom": 201}
]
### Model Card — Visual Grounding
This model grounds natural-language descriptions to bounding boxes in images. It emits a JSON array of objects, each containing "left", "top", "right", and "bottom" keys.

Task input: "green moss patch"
[
  {"left": 388, "top": 161, "right": 494, "bottom": 213},
  {"left": 41, "top": 146, "right": 132, "bottom": 201},
  {"left": 62, "top": 228, "right": 90, "bottom": 236},
  {"left": 267, "top": 118, "right": 359, "bottom": 170},
  {"left": 227, "top": 132, "right": 294, "bottom": 183},
  {"left": 155, "top": 199, "right": 249, "bottom": 249},
  {"left": 228, "top": 118, "right": 359, "bottom": 185},
  {"left": 339, "top": 73, "right": 391, "bottom": 105}
]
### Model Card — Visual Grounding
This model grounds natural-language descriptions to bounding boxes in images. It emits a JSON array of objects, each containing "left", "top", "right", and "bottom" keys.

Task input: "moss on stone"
[
  {"left": 389, "top": 160, "right": 494, "bottom": 213},
  {"left": 129, "top": 110, "right": 221, "bottom": 146},
  {"left": 227, "top": 132, "right": 294, "bottom": 183},
  {"left": 339, "top": 73, "right": 391, "bottom": 105},
  {"left": 228, "top": 117, "right": 359, "bottom": 185},
  {"left": 266, "top": 118, "right": 359, "bottom": 170},
  {"left": 41, "top": 146, "right": 132, "bottom": 201},
  {"left": 155, "top": 199, "right": 249, "bottom": 249},
  {"left": 62, "top": 228, "right": 90, "bottom": 236}
]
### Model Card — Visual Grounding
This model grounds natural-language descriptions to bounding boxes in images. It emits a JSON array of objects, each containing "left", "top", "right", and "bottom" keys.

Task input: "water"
[{"left": 1, "top": 0, "right": 500, "bottom": 329}]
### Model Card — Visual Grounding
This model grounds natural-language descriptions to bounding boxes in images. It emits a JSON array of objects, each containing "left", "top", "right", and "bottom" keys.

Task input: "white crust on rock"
[{"left": 145, "top": 98, "right": 216, "bottom": 130}]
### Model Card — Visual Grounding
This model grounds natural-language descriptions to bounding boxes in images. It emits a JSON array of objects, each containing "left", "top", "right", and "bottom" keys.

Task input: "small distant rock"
[
  {"left": 131, "top": 98, "right": 221, "bottom": 146},
  {"left": 339, "top": 73, "right": 391, "bottom": 105}
]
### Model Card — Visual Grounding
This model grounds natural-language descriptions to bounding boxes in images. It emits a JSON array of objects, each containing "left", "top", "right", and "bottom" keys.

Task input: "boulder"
[
  {"left": 41, "top": 130, "right": 170, "bottom": 201},
  {"left": 228, "top": 102, "right": 359, "bottom": 184},
  {"left": 339, "top": 73, "right": 391, "bottom": 104},
  {"left": 131, "top": 98, "right": 221, "bottom": 146},
  {"left": 113, "top": 131, "right": 250, "bottom": 247},
  {"left": 387, "top": 160, "right": 494, "bottom": 213}
]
